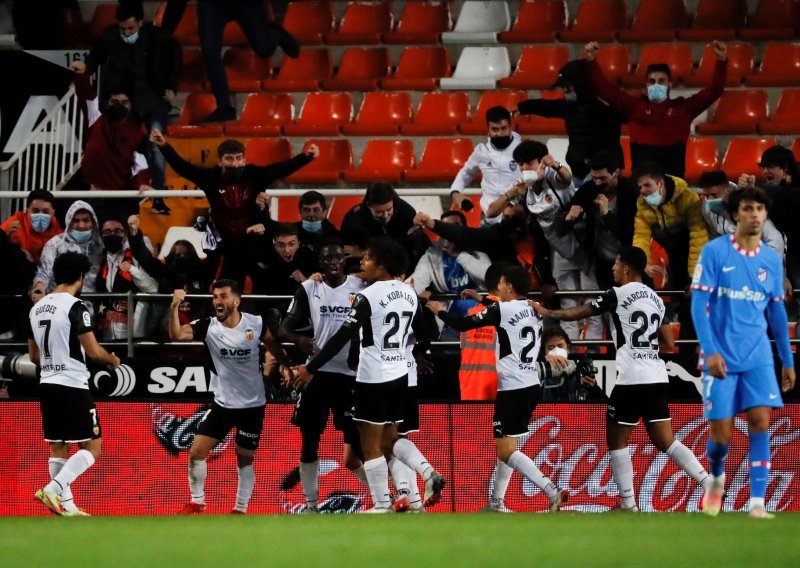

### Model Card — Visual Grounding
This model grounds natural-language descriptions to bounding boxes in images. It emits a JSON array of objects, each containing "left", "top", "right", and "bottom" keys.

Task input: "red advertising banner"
[{"left": 2, "top": 403, "right": 798, "bottom": 516}]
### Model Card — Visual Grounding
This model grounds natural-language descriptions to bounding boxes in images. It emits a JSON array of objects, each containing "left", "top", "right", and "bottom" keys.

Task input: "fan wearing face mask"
[
  {"left": 584, "top": 41, "right": 728, "bottom": 180},
  {"left": 293, "top": 191, "right": 343, "bottom": 252},
  {"left": 1, "top": 189, "right": 62, "bottom": 263}
]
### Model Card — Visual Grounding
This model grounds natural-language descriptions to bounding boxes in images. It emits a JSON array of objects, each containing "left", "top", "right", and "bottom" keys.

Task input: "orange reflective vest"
[{"left": 459, "top": 296, "right": 499, "bottom": 400}]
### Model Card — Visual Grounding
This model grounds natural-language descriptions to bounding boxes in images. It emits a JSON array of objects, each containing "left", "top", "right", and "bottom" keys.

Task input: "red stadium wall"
[{"left": 3, "top": 403, "right": 799, "bottom": 516}]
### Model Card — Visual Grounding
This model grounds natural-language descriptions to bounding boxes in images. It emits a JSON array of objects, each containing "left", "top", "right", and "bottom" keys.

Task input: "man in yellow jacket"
[{"left": 632, "top": 161, "right": 708, "bottom": 292}]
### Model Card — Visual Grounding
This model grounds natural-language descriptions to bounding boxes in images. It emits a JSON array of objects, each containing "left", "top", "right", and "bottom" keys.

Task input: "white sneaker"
[
  {"left": 61, "top": 508, "right": 91, "bottom": 517},
  {"left": 299, "top": 505, "right": 319, "bottom": 514},
  {"left": 481, "top": 500, "right": 512, "bottom": 513},
  {"left": 360, "top": 506, "right": 393, "bottom": 514},
  {"left": 548, "top": 488, "right": 569, "bottom": 512},
  {"left": 34, "top": 488, "right": 63, "bottom": 516},
  {"left": 749, "top": 505, "right": 775, "bottom": 520}
]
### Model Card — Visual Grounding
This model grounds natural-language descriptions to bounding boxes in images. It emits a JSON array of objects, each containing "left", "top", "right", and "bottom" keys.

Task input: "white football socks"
[
  {"left": 363, "top": 457, "right": 392, "bottom": 509},
  {"left": 45, "top": 450, "right": 95, "bottom": 497},
  {"left": 234, "top": 464, "right": 255, "bottom": 513},
  {"left": 299, "top": 460, "right": 319, "bottom": 508},
  {"left": 48, "top": 458, "right": 77, "bottom": 512},
  {"left": 389, "top": 457, "right": 422, "bottom": 508},
  {"left": 506, "top": 451, "right": 558, "bottom": 500},
  {"left": 393, "top": 437, "right": 434, "bottom": 481},
  {"left": 491, "top": 458, "right": 514, "bottom": 504},
  {"left": 188, "top": 458, "right": 207, "bottom": 505},
  {"left": 666, "top": 440, "right": 712, "bottom": 490},
  {"left": 609, "top": 448, "right": 636, "bottom": 509}
]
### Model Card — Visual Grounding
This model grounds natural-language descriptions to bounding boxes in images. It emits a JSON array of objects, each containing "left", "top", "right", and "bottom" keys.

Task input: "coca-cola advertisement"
[{"left": 2, "top": 402, "right": 798, "bottom": 515}]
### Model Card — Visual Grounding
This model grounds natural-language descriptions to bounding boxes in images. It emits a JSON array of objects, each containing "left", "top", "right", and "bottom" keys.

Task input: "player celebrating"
[
  {"left": 169, "top": 279, "right": 292, "bottom": 514},
  {"left": 532, "top": 246, "right": 712, "bottom": 511},
  {"left": 691, "top": 187, "right": 795, "bottom": 519},
  {"left": 30, "top": 252, "right": 121, "bottom": 516},
  {"left": 427, "top": 265, "right": 570, "bottom": 512},
  {"left": 278, "top": 240, "right": 368, "bottom": 513}
]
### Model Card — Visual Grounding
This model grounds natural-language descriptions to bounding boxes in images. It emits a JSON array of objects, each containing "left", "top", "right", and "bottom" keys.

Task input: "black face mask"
[
  {"left": 222, "top": 166, "right": 244, "bottom": 182},
  {"left": 106, "top": 102, "right": 129, "bottom": 123},
  {"left": 500, "top": 216, "right": 527, "bottom": 239},
  {"left": 490, "top": 135, "right": 513, "bottom": 150},
  {"left": 172, "top": 255, "right": 193, "bottom": 273},
  {"left": 103, "top": 235, "right": 124, "bottom": 253}
]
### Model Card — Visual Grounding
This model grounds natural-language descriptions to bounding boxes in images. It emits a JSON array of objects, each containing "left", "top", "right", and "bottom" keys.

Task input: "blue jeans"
[{"left": 142, "top": 101, "right": 170, "bottom": 189}]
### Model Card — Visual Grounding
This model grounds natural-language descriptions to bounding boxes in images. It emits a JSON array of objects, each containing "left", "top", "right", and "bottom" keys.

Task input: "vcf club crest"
[
  {"left": 245, "top": 328, "right": 255, "bottom": 341},
  {"left": 92, "top": 364, "right": 136, "bottom": 396}
]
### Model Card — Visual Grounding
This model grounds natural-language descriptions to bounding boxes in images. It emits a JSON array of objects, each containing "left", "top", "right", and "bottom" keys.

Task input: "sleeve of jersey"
[
  {"left": 306, "top": 294, "right": 368, "bottom": 375},
  {"left": 767, "top": 256, "right": 793, "bottom": 368},
  {"left": 189, "top": 317, "right": 211, "bottom": 341},
  {"left": 437, "top": 302, "right": 500, "bottom": 332},
  {"left": 588, "top": 289, "right": 617, "bottom": 315},
  {"left": 68, "top": 301, "right": 94, "bottom": 335},
  {"left": 286, "top": 286, "right": 311, "bottom": 321},
  {"left": 689, "top": 249, "right": 721, "bottom": 356}
]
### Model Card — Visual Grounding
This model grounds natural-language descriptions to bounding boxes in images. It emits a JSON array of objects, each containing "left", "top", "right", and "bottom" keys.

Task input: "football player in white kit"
[
  {"left": 278, "top": 240, "right": 369, "bottom": 513},
  {"left": 169, "top": 279, "right": 293, "bottom": 514},
  {"left": 30, "top": 252, "right": 121, "bottom": 516},
  {"left": 531, "top": 246, "right": 713, "bottom": 511},
  {"left": 427, "top": 265, "right": 570, "bottom": 512}
]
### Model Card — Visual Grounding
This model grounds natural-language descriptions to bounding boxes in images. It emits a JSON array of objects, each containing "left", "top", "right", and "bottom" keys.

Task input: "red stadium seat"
[
  {"left": 222, "top": 49, "right": 272, "bottom": 92},
  {"left": 63, "top": 6, "right": 86, "bottom": 47},
  {"left": 498, "top": 46, "right": 570, "bottom": 90},
  {"left": 383, "top": 1, "right": 452, "bottom": 44},
  {"left": 321, "top": 47, "right": 391, "bottom": 91},
  {"left": 344, "top": 139, "right": 416, "bottom": 183},
  {"left": 621, "top": 136, "right": 632, "bottom": 176},
  {"left": 284, "top": 139, "right": 353, "bottom": 183},
  {"left": 380, "top": 47, "right": 451, "bottom": 91},
  {"left": 721, "top": 137, "right": 777, "bottom": 179},
  {"left": 404, "top": 138, "right": 475, "bottom": 182},
  {"left": 282, "top": 1, "right": 335, "bottom": 45},
  {"left": 244, "top": 138, "right": 293, "bottom": 166},
  {"left": 748, "top": 43, "right": 800, "bottom": 87},
  {"left": 178, "top": 48, "right": 206, "bottom": 92},
  {"left": 325, "top": 2, "right": 393, "bottom": 45},
  {"left": 684, "top": 137, "right": 720, "bottom": 184},
  {"left": 343, "top": 92, "right": 413, "bottom": 136},
  {"left": 792, "top": 139, "right": 800, "bottom": 162},
  {"left": 559, "top": 0, "right": 627, "bottom": 42},
  {"left": 401, "top": 92, "right": 471, "bottom": 136},
  {"left": 460, "top": 90, "right": 528, "bottom": 135},
  {"left": 617, "top": 0, "right": 689, "bottom": 42},
  {"left": 224, "top": 93, "right": 293, "bottom": 137},
  {"left": 89, "top": 3, "right": 118, "bottom": 41},
  {"left": 596, "top": 44, "right": 633, "bottom": 85},
  {"left": 516, "top": 91, "right": 568, "bottom": 135},
  {"left": 327, "top": 196, "right": 363, "bottom": 229},
  {"left": 695, "top": 90, "right": 768, "bottom": 135},
  {"left": 170, "top": 94, "right": 224, "bottom": 138},
  {"left": 685, "top": 43, "right": 753, "bottom": 88},
  {"left": 262, "top": 48, "right": 333, "bottom": 92},
  {"left": 759, "top": 90, "right": 800, "bottom": 135},
  {"left": 623, "top": 44, "right": 693, "bottom": 88},
  {"left": 678, "top": 0, "right": 747, "bottom": 41},
  {"left": 739, "top": 0, "right": 800, "bottom": 40},
  {"left": 282, "top": 92, "right": 352, "bottom": 137},
  {"left": 498, "top": 0, "right": 567, "bottom": 43},
  {"left": 170, "top": 3, "right": 200, "bottom": 45}
]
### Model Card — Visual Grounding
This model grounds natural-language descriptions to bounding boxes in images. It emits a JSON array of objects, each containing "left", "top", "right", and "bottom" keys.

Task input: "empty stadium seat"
[
  {"left": 222, "top": 49, "right": 272, "bottom": 92},
  {"left": 685, "top": 43, "right": 753, "bottom": 88},
  {"left": 343, "top": 92, "right": 413, "bottom": 136},
  {"left": 383, "top": 1, "right": 452, "bottom": 44},
  {"left": 63, "top": 6, "right": 85, "bottom": 47},
  {"left": 401, "top": 92, "right": 471, "bottom": 136},
  {"left": 792, "top": 139, "right": 800, "bottom": 161},
  {"left": 624, "top": 44, "right": 693, "bottom": 88},
  {"left": 621, "top": 136, "right": 632, "bottom": 176},
  {"left": 617, "top": 0, "right": 689, "bottom": 42},
  {"left": 327, "top": 196, "right": 363, "bottom": 229},
  {"left": 244, "top": 138, "right": 293, "bottom": 166},
  {"left": 170, "top": 3, "right": 200, "bottom": 45},
  {"left": 678, "top": 0, "right": 747, "bottom": 41},
  {"left": 344, "top": 139, "right": 416, "bottom": 183},
  {"left": 498, "top": 46, "right": 569, "bottom": 90},
  {"left": 282, "top": 1, "right": 334, "bottom": 45},
  {"left": 321, "top": 47, "right": 391, "bottom": 91},
  {"left": 721, "top": 137, "right": 777, "bottom": 179},
  {"left": 325, "top": 2, "right": 393, "bottom": 45},
  {"left": 544, "top": 137, "right": 569, "bottom": 166},
  {"left": 516, "top": 91, "right": 568, "bottom": 135},
  {"left": 178, "top": 48, "right": 206, "bottom": 92},
  {"left": 282, "top": 92, "right": 352, "bottom": 136},
  {"left": 559, "top": 0, "right": 627, "bottom": 42},
  {"left": 170, "top": 94, "right": 224, "bottom": 138},
  {"left": 759, "top": 89, "right": 800, "bottom": 134},
  {"left": 499, "top": 0, "right": 567, "bottom": 43},
  {"left": 380, "top": 47, "right": 451, "bottom": 91},
  {"left": 262, "top": 48, "right": 333, "bottom": 92},
  {"left": 89, "top": 3, "right": 117, "bottom": 40},
  {"left": 442, "top": 0, "right": 510, "bottom": 44},
  {"left": 404, "top": 138, "right": 475, "bottom": 182},
  {"left": 270, "top": 196, "right": 301, "bottom": 223},
  {"left": 684, "top": 137, "right": 720, "bottom": 184},
  {"left": 596, "top": 44, "right": 633, "bottom": 85},
  {"left": 695, "top": 90, "right": 768, "bottom": 135},
  {"left": 224, "top": 93, "right": 293, "bottom": 137},
  {"left": 748, "top": 43, "right": 800, "bottom": 87},
  {"left": 284, "top": 139, "right": 353, "bottom": 183},
  {"left": 739, "top": 0, "right": 800, "bottom": 40},
  {"left": 440, "top": 47, "right": 511, "bottom": 90},
  {"left": 460, "top": 90, "right": 528, "bottom": 135}
]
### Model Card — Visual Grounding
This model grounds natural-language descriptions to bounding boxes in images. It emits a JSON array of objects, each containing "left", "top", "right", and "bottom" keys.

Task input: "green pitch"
[{"left": 2, "top": 513, "right": 799, "bottom": 567}]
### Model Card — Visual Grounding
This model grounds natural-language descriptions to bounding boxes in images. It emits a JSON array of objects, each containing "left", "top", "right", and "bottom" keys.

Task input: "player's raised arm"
[{"left": 168, "top": 289, "right": 195, "bottom": 341}]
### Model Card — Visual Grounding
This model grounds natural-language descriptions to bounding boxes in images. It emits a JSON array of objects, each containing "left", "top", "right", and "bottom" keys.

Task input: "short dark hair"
[
  {"left": 216, "top": 139, "right": 246, "bottom": 159},
  {"left": 364, "top": 182, "right": 396, "bottom": 207},
  {"left": 646, "top": 63, "right": 672, "bottom": 80},
  {"left": 698, "top": 170, "right": 729, "bottom": 189},
  {"left": 212, "top": 279, "right": 242, "bottom": 297},
  {"left": 587, "top": 150, "right": 621, "bottom": 173},
  {"left": 727, "top": 186, "right": 772, "bottom": 218},
  {"left": 484, "top": 262, "right": 513, "bottom": 292},
  {"left": 116, "top": 0, "right": 144, "bottom": 21},
  {"left": 618, "top": 246, "right": 648, "bottom": 277},
  {"left": 440, "top": 210, "right": 467, "bottom": 225},
  {"left": 26, "top": 189, "right": 55, "bottom": 207},
  {"left": 500, "top": 265, "right": 531, "bottom": 297},
  {"left": 273, "top": 223, "right": 300, "bottom": 238},
  {"left": 53, "top": 252, "right": 91, "bottom": 286},
  {"left": 542, "top": 325, "right": 571, "bottom": 348},
  {"left": 632, "top": 161, "right": 666, "bottom": 182},
  {"left": 317, "top": 238, "right": 345, "bottom": 258},
  {"left": 299, "top": 190, "right": 327, "bottom": 210},
  {"left": 366, "top": 236, "right": 409, "bottom": 278},
  {"left": 101, "top": 211, "right": 127, "bottom": 229},
  {"left": 759, "top": 145, "right": 795, "bottom": 169},
  {"left": 513, "top": 140, "right": 548, "bottom": 164},
  {"left": 485, "top": 106, "right": 511, "bottom": 125}
]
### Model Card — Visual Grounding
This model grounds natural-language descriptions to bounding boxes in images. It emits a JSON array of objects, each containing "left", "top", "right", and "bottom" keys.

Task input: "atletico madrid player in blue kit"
[{"left": 691, "top": 186, "right": 796, "bottom": 519}]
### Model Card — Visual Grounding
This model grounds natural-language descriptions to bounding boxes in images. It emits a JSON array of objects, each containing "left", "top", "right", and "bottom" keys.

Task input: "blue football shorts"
[{"left": 702, "top": 365, "right": 783, "bottom": 420}]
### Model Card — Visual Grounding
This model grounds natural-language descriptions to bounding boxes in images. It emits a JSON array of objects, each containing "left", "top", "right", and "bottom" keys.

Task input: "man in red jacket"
[{"left": 585, "top": 40, "right": 727, "bottom": 179}]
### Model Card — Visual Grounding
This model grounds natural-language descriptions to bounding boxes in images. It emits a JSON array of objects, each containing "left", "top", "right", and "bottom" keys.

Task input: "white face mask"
[
  {"left": 521, "top": 170, "right": 539, "bottom": 185},
  {"left": 547, "top": 346, "right": 569, "bottom": 358}
]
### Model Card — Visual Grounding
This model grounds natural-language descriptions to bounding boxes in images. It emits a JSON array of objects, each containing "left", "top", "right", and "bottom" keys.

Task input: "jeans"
[{"left": 142, "top": 101, "right": 170, "bottom": 189}]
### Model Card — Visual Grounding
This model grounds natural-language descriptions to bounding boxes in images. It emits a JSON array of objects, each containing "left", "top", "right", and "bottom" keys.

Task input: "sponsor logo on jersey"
[
  {"left": 220, "top": 348, "right": 252, "bottom": 357},
  {"left": 92, "top": 364, "right": 136, "bottom": 397},
  {"left": 758, "top": 267, "right": 768, "bottom": 282},
  {"left": 82, "top": 311, "right": 92, "bottom": 327},
  {"left": 717, "top": 286, "right": 766, "bottom": 302},
  {"left": 320, "top": 305, "right": 351, "bottom": 314},
  {"left": 245, "top": 329, "right": 254, "bottom": 341}
]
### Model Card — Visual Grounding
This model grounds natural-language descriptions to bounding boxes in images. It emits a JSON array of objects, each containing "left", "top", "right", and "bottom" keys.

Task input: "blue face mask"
[
  {"left": 564, "top": 91, "right": 578, "bottom": 102},
  {"left": 69, "top": 229, "right": 93, "bottom": 244},
  {"left": 30, "top": 213, "right": 52, "bottom": 233},
  {"left": 301, "top": 219, "right": 323, "bottom": 233},
  {"left": 647, "top": 84, "right": 669, "bottom": 103},
  {"left": 121, "top": 32, "right": 139, "bottom": 45},
  {"left": 705, "top": 198, "right": 726, "bottom": 214},
  {"left": 645, "top": 191, "right": 663, "bottom": 207}
]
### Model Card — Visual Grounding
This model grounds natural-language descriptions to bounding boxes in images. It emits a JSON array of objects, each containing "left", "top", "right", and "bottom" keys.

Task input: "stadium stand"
[
  {"left": 400, "top": 92, "right": 471, "bottom": 136},
  {"left": 343, "top": 91, "right": 413, "bottom": 136},
  {"left": 441, "top": 0, "right": 510, "bottom": 44},
  {"left": 383, "top": 0, "right": 452, "bottom": 44},
  {"left": 282, "top": 0, "right": 335, "bottom": 45},
  {"left": 498, "top": 0, "right": 567, "bottom": 44},
  {"left": 224, "top": 93, "right": 293, "bottom": 137}
]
